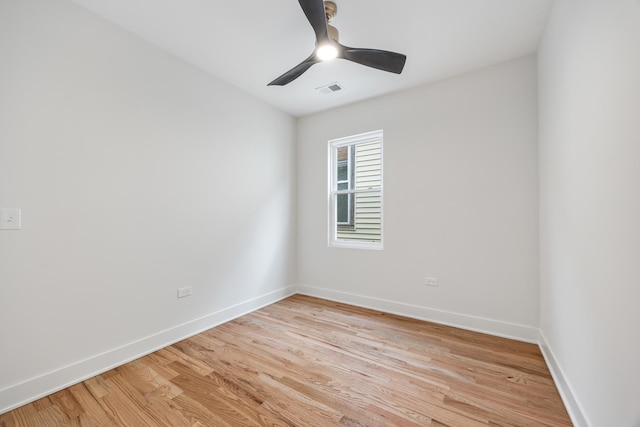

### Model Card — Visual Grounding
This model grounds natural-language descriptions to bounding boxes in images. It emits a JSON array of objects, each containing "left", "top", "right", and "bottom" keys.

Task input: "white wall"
[
  {"left": 0, "top": 0, "right": 296, "bottom": 412},
  {"left": 538, "top": 0, "right": 640, "bottom": 426},
  {"left": 297, "top": 56, "right": 540, "bottom": 340}
]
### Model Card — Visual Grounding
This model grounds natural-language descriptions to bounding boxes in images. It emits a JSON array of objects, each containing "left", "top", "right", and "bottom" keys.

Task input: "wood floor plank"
[
  {"left": 67, "top": 382, "right": 118, "bottom": 426},
  {"left": 0, "top": 295, "right": 572, "bottom": 426}
]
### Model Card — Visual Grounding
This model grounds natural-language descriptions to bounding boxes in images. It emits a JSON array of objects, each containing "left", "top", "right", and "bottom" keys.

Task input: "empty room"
[{"left": 0, "top": 0, "right": 638, "bottom": 426}]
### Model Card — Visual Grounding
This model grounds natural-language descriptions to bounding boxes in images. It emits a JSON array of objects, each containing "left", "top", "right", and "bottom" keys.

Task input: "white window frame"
[{"left": 328, "top": 130, "right": 384, "bottom": 250}]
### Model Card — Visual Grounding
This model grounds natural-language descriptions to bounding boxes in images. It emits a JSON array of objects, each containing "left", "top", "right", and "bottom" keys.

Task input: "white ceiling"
[{"left": 70, "top": 0, "right": 553, "bottom": 117}]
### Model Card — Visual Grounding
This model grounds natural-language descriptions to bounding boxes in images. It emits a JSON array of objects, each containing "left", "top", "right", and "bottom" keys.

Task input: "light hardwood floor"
[{"left": 0, "top": 295, "right": 572, "bottom": 426}]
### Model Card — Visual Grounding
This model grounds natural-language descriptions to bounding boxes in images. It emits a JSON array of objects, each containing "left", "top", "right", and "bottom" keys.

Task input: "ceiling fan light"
[{"left": 317, "top": 44, "right": 338, "bottom": 61}]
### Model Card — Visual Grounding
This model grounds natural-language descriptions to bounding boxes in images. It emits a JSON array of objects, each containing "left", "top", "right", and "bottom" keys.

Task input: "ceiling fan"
[{"left": 268, "top": 0, "right": 407, "bottom": 86}]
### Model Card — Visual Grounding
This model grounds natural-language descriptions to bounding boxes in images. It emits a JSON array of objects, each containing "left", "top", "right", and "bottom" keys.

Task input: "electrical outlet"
[
  {"left": 177, "top": 286, "right": 192, "bottom": 298},
  {"left": 425, "top": 277, "right": 438, "bottom": 287}
]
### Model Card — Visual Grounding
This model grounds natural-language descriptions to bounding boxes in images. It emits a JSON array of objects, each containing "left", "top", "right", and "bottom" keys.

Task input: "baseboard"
[
  {"left": 296, "top": 284, "right": 540, "bottom": 343},
  {"left": 0, "top": 284, "right": 587, "bottom": 426},
  {"left": 539, "top": 330, "right": 591, "bottom": 427},
  {"left": 0, "top": 285, "right": 297, "bottom": 415}
]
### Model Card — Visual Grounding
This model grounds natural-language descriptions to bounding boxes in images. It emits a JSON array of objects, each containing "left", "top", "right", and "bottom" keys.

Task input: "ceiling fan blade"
[
  {"left": 298, "top": 0, "right": 329, "bottom": 42},
  {"left": 268, "top": 53, "right": 320, "bottom": 86},
  {"left": 338, "top": 45, "right": 407, "bottom": 74}
]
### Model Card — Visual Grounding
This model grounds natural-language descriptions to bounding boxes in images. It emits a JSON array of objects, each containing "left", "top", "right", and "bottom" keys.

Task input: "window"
[{"left": 329, "top": 130, "right": 383, "bottom": 249}]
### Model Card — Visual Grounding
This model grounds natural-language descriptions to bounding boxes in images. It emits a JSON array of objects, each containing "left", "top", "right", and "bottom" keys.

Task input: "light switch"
[{"left": 0, "top": 208, "right": 22, "bottom": 230}]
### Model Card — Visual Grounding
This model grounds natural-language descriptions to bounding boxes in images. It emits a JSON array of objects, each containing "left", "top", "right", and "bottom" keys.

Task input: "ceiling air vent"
[{"left": 316, "top": 82, "right": 344, "bottom": 95}]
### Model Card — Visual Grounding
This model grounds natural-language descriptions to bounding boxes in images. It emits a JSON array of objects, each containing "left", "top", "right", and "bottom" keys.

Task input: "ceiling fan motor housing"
[
  {"left": 324, "top": 1, "right": 337, "bottom": 21},
  {"left": 324, "top": 1, "right": 339, "bottom": 41}
]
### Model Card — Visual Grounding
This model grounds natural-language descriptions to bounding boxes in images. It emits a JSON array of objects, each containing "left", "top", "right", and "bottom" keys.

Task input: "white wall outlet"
[
  {"left": 425, "top": 277, "right": 438, "bottom": 287},
  {"left": 177, "top": 286, "right": 192, "bottom": 298},
  {"left": 0, "top": 208, "right": 21, "bottom": 230}
]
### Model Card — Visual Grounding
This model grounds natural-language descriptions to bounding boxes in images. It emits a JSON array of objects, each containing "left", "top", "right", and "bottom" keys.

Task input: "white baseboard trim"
[
  {"left": 296, "top": 284, "right": 540, "bottom": 343},
  {"left": 0, "top": 285, "right": 587, "bottom": 427},
  {"left": 539, "top": 330, "right": 590, "bottom": 427},
  {"left": 0, "top": 285, "right": 297, "bottom": 415}
]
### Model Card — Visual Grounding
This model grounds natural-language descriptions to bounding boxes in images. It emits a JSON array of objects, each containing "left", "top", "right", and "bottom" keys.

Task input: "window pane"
[
  {"left": 337, "top": 160, "right": 348, "bottom": 182},
  {"left": 337, "top": 193, "right": 349, "bottom": 224},
  {"left": 338, "top": 190, "right": 381, "bottom": 241},
  {"left": 337, "top": 146, "right": 349, "bottom": 161}
]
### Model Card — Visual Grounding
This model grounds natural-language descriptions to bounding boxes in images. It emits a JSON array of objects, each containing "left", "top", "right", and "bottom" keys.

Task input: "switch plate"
[
  {"left": 177, "top": 286, "right": 192, "bottom": 298},
  {"left": 425, "top": 277, "right": 438, "bottom": 287},
  {"left": 0, "top": 208, "right": 21, "bottom": 230}
]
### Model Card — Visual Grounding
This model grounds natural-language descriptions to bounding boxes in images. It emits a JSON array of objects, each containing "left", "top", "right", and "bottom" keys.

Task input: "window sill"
[{"left": 329, "top": 239, "right": 383, "bottom": 250}]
